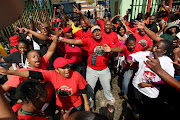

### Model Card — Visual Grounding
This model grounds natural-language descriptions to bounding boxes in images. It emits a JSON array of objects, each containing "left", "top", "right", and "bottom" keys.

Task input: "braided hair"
[{"left": 15, "top": 79, "right": 46, "bottom": 104}]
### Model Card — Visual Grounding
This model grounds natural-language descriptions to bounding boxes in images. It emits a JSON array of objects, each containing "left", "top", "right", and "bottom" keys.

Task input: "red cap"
[
  {"left": 63, "top": 27, "right": 72, "bottom": 33},
  {"left": 9, "top": 36, "right": 19, "bottom": 46},
  {"left": 53, "top": 57, "right": 72, "bottom": 69},
  {"left": 56, "top": 18, "right": 61, "bottom": 22}
]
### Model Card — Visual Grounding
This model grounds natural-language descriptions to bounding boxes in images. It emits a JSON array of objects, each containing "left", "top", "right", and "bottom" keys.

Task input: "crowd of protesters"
[{"left": 0, "top": 0, "right": 180, "bottom": 119}]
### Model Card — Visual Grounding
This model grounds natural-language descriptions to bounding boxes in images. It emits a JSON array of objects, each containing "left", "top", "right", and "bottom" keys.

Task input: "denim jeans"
[
  {"left": 122, "top": 68, "right": 134, "bottom": 94},
  {"left": 86, "top": 66, "right": 113, "bottom": 101}
]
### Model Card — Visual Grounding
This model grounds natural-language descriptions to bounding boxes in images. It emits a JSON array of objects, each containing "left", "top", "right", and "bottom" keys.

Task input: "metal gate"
[
  {"left": 0, "top": 0, "right": 53, "bottom": 49},
  {"left": 130, "top": 0, "right": 160, "bottom": 19}
]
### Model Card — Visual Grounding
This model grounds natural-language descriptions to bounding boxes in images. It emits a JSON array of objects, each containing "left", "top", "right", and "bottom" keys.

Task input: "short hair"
[
  {"left": 27, "top": 50, "right": 40, "bottom": 59},
  {"left": 18, "top": 40, "right": 29, "bottom": 48},
  {"left": 74, "top": 111, "right": 109, "bottom": 120},
  {"left": 15, "top": 79, "right": 46, "bottom": 104},
  {"left": 125, "top": 34, "right": 136, "bottom": 45},
  {"left": 117, "top": 25, "right": 126, "bottom": 35},
  {"left": 160, "top": 39, "right": 173, "bottom": 57}
]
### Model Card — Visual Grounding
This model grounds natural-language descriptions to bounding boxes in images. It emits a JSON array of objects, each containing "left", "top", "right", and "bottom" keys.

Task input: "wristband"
[{"left": 59, "top": 37, "right": 64, "bottom": 42}]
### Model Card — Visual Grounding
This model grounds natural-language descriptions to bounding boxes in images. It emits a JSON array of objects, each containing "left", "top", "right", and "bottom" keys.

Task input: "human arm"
[
  {"left": 136, "top": 21, "right": 163, "bottom": 42},
  {"left": 0, "top": 57, "right": 5, "bottom": 63},
  {"left": 18, "top": 27, "right": 50, "bottom": 41},
  {"left": 73, "top": 4, "right": 94, "bottom": 28},
  {"left": 110, "top": 15, "right": 121, "bottom": 22},
  {"left": 60, "top": 38, "right": 83, "bottom": 46},
  {"left": 0, "top": 86, "right": 18, "bottom": 120},
  {"left": 57, "top": 9, "right": 67, "bottom": 23},
  {"left": 144, "top": 51, "right": 180, "bottom": 92},
  {"left": 102, "top": 44, "right": 124, "bottom": 53},
  {"left": 94, "top": 8, "right": 98, "bottom": 21},
  {"left": 145, "top": 46, "right": 153, "bottom": 51},
  {"left": 1, "top": 84, "right": 12, "bottom": 93},
  {"left": 61, "top": 5, "right": 69, "bottom": 21},
  {"left": 82, "top": 93, "right": 90, "bottom": 111},
  {"left": 157, "top": 22, "right": 166, "bottom": 35},
  {"left": 45, "top": 26, "right": 63, "bottom": 60}
]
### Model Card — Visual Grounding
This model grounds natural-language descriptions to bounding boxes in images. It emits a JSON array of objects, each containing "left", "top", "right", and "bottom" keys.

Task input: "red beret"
[
  {"left": 53, "top": 57, "right": 72, "bottom": 69},
  {"left": 9, "top": 36, "right": 19, "bottom": 46}
]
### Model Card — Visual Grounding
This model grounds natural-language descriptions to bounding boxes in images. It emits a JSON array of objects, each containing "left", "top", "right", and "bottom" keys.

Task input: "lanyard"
[{"left": 91, "top": 39, "right": 103, "bottom": 54}]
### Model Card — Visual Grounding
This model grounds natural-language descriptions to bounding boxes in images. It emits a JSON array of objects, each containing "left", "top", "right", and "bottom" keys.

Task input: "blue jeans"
[
  {"left": 122, "top": 68, "right": 134, "bottom": 94},
  {"left": 86, "top": 67, "right": 113, "bottom": 101}
]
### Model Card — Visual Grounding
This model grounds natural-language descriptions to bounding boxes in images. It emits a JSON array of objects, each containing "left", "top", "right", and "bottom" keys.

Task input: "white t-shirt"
[{"left": 130, "top": 51, "right": 174, "bottom": 98}]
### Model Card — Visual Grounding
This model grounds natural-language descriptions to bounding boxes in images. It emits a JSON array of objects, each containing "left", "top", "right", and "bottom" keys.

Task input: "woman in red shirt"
[{"left": 0, "top": 57, "right": 90, "bottom": 113}]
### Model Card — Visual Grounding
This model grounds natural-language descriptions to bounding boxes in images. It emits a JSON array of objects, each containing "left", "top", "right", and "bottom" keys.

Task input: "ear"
[
  {"left": 27, "top": 58, "right": 30, "bottom": 63},
  {"left": 55, "top": 68, "right": 59, "bottom": 74},
  {"left": 163, "top": 50, "right": 167, "bottom": 55}
]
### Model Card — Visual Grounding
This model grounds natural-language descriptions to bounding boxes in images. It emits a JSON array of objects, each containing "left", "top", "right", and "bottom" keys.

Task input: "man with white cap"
[{"left": 59, "top": 25, "right": 116, "bottom": 104}]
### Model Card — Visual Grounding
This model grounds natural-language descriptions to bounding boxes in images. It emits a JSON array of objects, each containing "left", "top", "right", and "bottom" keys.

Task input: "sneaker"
[{"left": 110, "top": 97, "right": 115, "bottom": 104}]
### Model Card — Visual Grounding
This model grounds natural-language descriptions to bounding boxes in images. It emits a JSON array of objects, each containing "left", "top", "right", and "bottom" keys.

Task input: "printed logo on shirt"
[
  {"left": 142, "top": 71, "right": 155, "bottom": 83},
  {"left": 58, "top": 86, "right": 73, "bottom": 97},
  {"left": 94, "top": 46, "right": 104, "bottom": 56},
  {"left": 139, "top": 39, "right": 147, "bottom": 48}
]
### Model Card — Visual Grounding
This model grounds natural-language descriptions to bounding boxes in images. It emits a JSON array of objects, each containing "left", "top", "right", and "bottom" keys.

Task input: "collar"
[{"left": 82, "top": 27, "right": 89, "bottom": 33}]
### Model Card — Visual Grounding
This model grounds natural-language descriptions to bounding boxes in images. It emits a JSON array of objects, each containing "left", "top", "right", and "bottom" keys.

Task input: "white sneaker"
[{"left": 110, "top": 97, "right": 115, "bottom": 104}]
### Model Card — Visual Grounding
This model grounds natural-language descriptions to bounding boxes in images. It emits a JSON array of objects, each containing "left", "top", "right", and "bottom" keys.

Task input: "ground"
[
  {"left": 54, "top": 73, "right": 139, "bottom": 120},
  {"left": 92, "top": 74, "right": 138, "bottom": 120}
]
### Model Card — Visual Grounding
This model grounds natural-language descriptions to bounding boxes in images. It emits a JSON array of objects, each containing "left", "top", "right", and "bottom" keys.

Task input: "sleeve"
[
  {"left": 113, "top": 34, "right": 120, "bottom": 47},
  {"left": 77, "top": 72, "right": 87, "bottom": 90},
  {"left": 3, "top": 53, "right": 16, "bottom": 63},
  {"left": 4, "top": 75, "right": 22, "bottom": 88},
  {"left": 40, "top": 54, "right": 49, "bottom": 69},
  {"left": 41, "top": 70, "right": 55, "bottom": 83},
  {"left": 148, "top": 38, "right": 153, "bottom": 47},
  {"left": 81, "top": 38, "right": 89, "bottom": 47},
  {"left": 130, "top": 51, "right": 149, "bottom": 62},
  {"left": 97, "top": 19, "right": 104, "bottom": 29},
  {"left": 163, "top": 59, "right": 175, "bottom": 77}
]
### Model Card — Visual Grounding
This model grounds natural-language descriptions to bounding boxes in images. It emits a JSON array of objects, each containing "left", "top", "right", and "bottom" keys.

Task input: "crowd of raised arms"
[{"left": 0, "top": 0, "right": 180, "bottom": 120}]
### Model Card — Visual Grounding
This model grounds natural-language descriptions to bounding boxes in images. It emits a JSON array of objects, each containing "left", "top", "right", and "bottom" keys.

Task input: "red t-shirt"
[
  {"left": 74, "top": 28, "right": 92, "bottom": 55},
  {"left": 122, "top": 44, "right": 143, "bottom": 69},
  {"left": 74, "top": 28, "right": 92, "bottom": 39},
  {"left": 97, "top": 19, "right": 120, "bottom": 48},
  {"left": 127, "top": 26, "right": 137, "bottom": 33},
  {"left": 12, "top": 104, "right": 49, "bottom": 120},
  {"left": 5, "top": 55, "right": 54, "bottom": 102},
  {"left": 10, "top": 48, "right": 18, "bottom": 54},
  {"left": 41, "top": 70, "right": 87, "bottom": 109},
  {"left": 133, "top": 32, "right": 153, "bottom": 50},
  {"left": 57, "top": 37, "right": 82, "bottom": 64},
  {"left": 64, "top": 37, "right": 82, "bottom": 64},
  {"left": 81, "top": 37, "right": 115, "bottom": 70}
]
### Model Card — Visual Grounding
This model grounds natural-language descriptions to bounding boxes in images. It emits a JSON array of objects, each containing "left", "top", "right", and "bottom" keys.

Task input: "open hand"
[
  {"left": 101, "top": 44, "right": 111, "bottom": 52},
  {"left": 73, "top": 4, "right": 81, "bottom": 14},
  {"left": 60, "top": 107, "right": 73, "bottom": 120},
  {"left": 134, "top": 20, "right": 145, "bottom": 29},
  {"left": 144, "top": 49, "right": 162, "bottom": 74}
]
